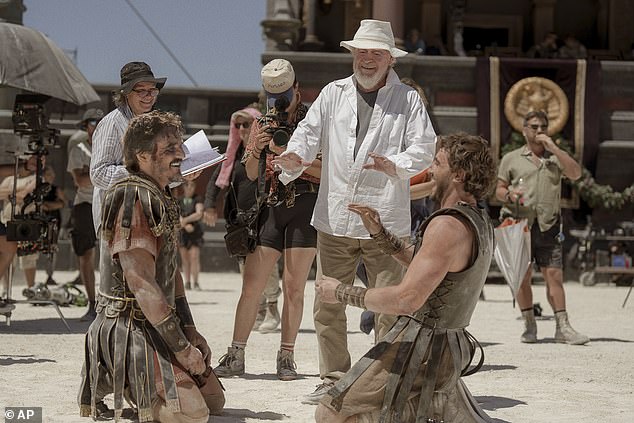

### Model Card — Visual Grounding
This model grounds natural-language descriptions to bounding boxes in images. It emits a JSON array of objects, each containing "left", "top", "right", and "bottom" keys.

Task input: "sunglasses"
[
  {"left": 525, "top": 124, "right": 548, "bottom": 131},
  {"left": 86, "top": 119, "right": 99, "bottom": 126},
  {"left": 234, "top": 122, "right": 251, "bottom": 129},
  {"left": 131, "top": 88, "right": 160, "bottom": 98}
]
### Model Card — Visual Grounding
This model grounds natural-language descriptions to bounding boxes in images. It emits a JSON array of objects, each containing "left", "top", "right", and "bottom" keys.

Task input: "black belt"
[{"left": 294, "top": 180, "right": 319, "bottom": 195}]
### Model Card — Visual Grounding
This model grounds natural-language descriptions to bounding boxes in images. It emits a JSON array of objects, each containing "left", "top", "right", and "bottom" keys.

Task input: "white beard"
[{"left": 353, "top": 64, "right": 389, "bottom": 91}]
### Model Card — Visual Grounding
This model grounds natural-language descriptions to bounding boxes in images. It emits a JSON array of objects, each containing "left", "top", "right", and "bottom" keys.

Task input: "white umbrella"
[{"left": 494, "top": 218, "right": 531, "bottom": 299}]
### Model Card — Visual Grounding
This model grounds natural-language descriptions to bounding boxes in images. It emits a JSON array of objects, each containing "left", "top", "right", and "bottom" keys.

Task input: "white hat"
[
  {"left": 261, "top": 59, "right": 296, "bottom": 109},
  {"left": 340, "top": 19, "right": 407, "bottom": 58}
]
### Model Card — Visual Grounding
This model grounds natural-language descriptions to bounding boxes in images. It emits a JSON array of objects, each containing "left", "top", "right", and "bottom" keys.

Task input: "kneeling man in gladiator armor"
[{"left": 78, "top": 111, "right": 224, "bottom": 422}]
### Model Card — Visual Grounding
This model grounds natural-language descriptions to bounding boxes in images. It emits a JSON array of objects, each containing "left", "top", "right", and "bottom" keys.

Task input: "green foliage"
[{"left": 501, "top": 132, "right": 634, "bottom": 210}]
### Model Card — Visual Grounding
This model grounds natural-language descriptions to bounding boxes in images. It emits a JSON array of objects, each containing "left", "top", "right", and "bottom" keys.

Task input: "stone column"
[
  {"left": 532, "top": 0, "right": 556, "bottom": 45},
  {"left": 372, "top": 0, "right": 405, "bottom": 47},
  {"left": 299, "top": 0, "right": 324, "bottom": 51},
  {"left": 261, "top": 0, "right": 302, "bottom": 51},
  {"left": 421, "top": 0, "right": 442, "bottom": 51}
]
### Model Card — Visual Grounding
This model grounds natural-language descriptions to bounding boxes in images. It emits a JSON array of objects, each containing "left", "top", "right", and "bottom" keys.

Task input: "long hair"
[
  {"left": 123, "top": 111, "right": 183, "bottom": 173},
  {"left": 436, "top": 133, "right": 497, "bottom": 200},
  {"left": 215, "top": 106, "right": 262, "bottom": 189}
]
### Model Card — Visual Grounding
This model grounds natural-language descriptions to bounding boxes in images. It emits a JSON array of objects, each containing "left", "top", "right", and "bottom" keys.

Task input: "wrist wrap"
[
  {"left": 370, "top": 226, "right": 405, "bottom": 255},
  {"left": 335, "top": 284, "right": 367, "bottom": 309},
  {"left": 154, "top": 312, "right": 191, "bottom": 353},
  {"left": 175, "top": 295, "right": 195, "bottom": 328}
]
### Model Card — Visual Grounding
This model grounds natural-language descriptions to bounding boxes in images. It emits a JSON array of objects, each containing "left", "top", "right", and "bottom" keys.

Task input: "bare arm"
[
  {"left": 180, "top": 202, "right": 204, "bottom": 225},
  {"left": 538, "top": 134, "right": 582, "bottom": 181},
  {"left": 410, "top": 180, "right": 435, "bottom": 200},
  {"left": 42, "top": 188, "right": 65, "bottom": 212},
  {"left": 301, "top": 158, "right": 322, "bottom": 179},
  {"left": 119, "top": 248, "right": 205, "bottom": 374},
  {"left": 0, "top": 165, "right": 14, "bottom": 179},
  {"left": 348, "top": 203, "right": 415, "bottom": 267},
  {"left": 243, "top": 123, "right": 273, "bottom": 181},
  {"left": 71, "top": 166, "right": 93, "bottom": 188},
  {"left": 495, "top": 178, "right": 522, "bottom": 204}
]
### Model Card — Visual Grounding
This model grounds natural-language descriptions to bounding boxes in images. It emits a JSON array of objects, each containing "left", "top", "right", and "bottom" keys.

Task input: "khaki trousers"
[{"left": 315, "top": 231, "right": 405, "bottom": 381}]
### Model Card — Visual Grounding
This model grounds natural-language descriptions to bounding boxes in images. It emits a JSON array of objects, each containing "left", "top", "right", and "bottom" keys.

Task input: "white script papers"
[{"left": 180, "top": 130, "right": 226, "bottom": 176}]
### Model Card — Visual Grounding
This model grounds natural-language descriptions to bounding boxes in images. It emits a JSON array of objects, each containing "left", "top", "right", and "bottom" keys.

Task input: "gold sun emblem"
[{"left": 503, "top": 77, "right": 569, "bottom": 135}]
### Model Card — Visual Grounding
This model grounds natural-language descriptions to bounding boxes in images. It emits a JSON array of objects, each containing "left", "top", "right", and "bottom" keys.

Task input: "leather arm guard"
[
  {"left": 175, "top": 295, "right": 195, "bottom": 329},
  {"left": 335, "top": 284, "right": 367, "bottom": 309},
  {"left": 370, "top": 226, "right": 405, "bottom": 256},
  {"left": 154, "top": 312, "right": 191, "bottom": 353}
]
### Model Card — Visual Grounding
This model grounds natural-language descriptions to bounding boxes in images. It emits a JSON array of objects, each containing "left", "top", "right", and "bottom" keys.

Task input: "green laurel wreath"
[{"left": 502, "top": 132, "right": 634, "bottom": 209}]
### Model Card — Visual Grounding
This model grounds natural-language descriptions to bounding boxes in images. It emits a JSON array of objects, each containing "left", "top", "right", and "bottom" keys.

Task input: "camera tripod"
[{"left": 1, "top": 262, "right": 71, "bottom": 332}]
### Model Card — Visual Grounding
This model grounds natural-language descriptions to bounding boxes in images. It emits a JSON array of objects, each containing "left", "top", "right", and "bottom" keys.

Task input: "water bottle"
[{"left": 516, "top": 178, "right": 525, "bottom": 205}]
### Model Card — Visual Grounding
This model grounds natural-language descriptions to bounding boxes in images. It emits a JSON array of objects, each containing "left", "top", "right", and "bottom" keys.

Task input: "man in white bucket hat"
[{"left": 273, "top": 19, "right": 436, "bottom": 404}]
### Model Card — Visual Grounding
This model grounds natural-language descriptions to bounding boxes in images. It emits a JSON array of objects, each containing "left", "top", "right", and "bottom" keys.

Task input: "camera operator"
[
  {"left": 1, "top": 165, "right": 32, "bottom": 301},
  {"left": 214, "top": 59, "right": 321, "bottom": 381},
  {"left": 0, "top": 156, "right": 39, "bottom": 296}
]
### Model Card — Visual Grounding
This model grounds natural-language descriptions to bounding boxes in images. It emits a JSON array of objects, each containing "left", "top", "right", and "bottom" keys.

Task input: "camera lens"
[{"left": 272, "top": 129, "right": 290, "bottom": 146}]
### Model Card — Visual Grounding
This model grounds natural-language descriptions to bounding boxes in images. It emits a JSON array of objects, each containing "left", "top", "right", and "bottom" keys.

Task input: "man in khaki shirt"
[{"left": 496, "top": 110, "right": 589, "bottom": 345}]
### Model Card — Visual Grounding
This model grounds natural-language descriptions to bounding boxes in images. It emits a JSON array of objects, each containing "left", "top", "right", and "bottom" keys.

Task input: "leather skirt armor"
[
  {"left": 79, "top": 174, "right": 182, "bottom": 422},
  {"left": 325, "top": 203, "right": 495, "bottom": 423}
]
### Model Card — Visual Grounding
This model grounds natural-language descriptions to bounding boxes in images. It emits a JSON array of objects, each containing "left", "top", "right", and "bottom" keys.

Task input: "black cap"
[{"left": 120, "top": 61, "right": 166, "bottom": 94}]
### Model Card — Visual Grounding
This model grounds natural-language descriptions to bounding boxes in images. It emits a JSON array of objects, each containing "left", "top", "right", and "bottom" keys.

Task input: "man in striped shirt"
[{"left": 90, "top": 61, "right": 166, "bottom": 235}]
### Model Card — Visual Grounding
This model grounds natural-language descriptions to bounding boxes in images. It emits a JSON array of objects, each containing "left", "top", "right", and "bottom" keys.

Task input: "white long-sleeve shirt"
[
  {"left": 279, "top": 69, "right": 436, "bottom": 238},
  {"left": 89, "top": 104, "right": 133, "bottom": 233}
]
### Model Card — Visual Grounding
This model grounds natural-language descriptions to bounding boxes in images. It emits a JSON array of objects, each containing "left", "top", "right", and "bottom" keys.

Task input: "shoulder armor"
[{"left": 101, "top": 175, "right": 179, "bottom": 242}]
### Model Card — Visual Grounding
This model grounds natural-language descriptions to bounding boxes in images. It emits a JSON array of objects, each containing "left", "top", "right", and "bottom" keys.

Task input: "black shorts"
[
  {"left": 258, "top": 193, "right": 317, "bottom": 252},
  {"left": 71, "top": 202, "right": 97, "bottom": 256},
  {"left": 531, "top": 220, "right": 563, "bottom": 268},
  {"left": 0, "top": 221, "right": 6, "bottom": 236},
  {"left": 180, "top": 224, "right": 204, "bottom": 249}
]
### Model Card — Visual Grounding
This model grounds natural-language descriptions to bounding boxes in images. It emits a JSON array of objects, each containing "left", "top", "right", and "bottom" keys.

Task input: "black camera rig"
[
  {"left": 5, "top": 94, "right": 60, "bottom": 255},
  {"left": 262, "top": 96, "right": 294, "bottom": 147}
]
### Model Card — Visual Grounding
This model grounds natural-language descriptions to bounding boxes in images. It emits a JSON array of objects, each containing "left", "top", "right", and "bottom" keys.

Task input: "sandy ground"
[{"left": 1, "top": 270, "right": 633, "bottom": 422}]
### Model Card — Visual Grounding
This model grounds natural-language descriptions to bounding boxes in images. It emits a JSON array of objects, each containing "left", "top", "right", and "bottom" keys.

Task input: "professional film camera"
[
  {"left": 5, "top": 94, "right": 60, "bottom": 256},
  {"left": 262, "top": 96, "right": 294, "bottom": 147}
]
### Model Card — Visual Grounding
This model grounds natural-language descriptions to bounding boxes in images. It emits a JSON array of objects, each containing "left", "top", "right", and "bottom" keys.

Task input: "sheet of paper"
[{"left": 180, "top": 130, "right": 226, "bottom": 176}]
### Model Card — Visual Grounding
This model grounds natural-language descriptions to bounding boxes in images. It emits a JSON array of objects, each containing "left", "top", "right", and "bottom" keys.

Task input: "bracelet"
[
  {"left": 154, "top": 312, "right": 191, "bottom": 353},
  {"left": 370, "top": 226, "right": 405, "bottom": 256},
  {"left": 175, "top": 295, "right": 195, "bottom": 328},
  {"left": 251, "top": 150, "right": 262, "bottom": 159},
  {"left": 335, "top": 284, "right": 367, "bottom": 309}
]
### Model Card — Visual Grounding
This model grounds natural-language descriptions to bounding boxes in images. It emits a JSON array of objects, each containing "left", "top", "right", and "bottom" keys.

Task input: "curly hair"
[
  {"left": 123, "top": 110, "right": 183, "bottom": 173},
  {"left": 436, "top": 132, "right": 497, "bottom": 200}
]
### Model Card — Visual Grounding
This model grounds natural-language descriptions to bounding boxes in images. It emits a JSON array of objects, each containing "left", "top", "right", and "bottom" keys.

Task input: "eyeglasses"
[
  {"left": 131, "top": 88, "right": 160, "bottom": 98},
  {"left": 234, "top": 122, "right": 251, "bottom": 129},
  {"left": 525, "top": 124, "right": 548, "bottom": 131}
]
